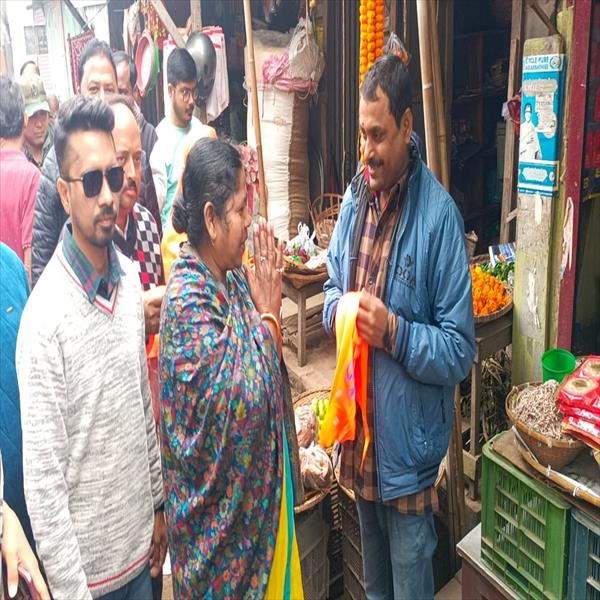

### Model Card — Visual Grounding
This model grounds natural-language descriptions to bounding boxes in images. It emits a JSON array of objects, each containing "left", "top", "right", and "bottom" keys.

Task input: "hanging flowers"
[{"left": 359, "top": 0, "right": 385, "bottom": 84}]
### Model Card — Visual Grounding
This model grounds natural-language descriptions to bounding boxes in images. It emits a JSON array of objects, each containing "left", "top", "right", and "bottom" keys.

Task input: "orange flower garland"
[
  {"left": 359, "top": 0, "right": 385, "bottom": 84},
  {"left": 470, "top": 266, "right": 510, "bottom": 317}
]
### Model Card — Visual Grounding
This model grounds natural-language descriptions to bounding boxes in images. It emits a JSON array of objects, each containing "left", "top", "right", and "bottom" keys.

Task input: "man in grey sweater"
[{"left": 16, "top": 96, "right": 166, "bottom": 599}]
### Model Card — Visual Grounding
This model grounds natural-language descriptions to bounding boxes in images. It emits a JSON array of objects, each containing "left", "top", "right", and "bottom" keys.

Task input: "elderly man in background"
[
  {"left": 19, "top": 73, "right": 53, "bottom": 169},
  {"left": 107, "top": 93, "right": 165, "bottom": 432}
]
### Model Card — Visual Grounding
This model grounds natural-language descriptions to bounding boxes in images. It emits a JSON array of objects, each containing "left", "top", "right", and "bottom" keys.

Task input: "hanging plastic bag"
[
  {"left": 288, "top": 17, "right": 324, "bottom": 87},
  {"left": 383, "top": 32, "right": 410, "bottom": 65}
]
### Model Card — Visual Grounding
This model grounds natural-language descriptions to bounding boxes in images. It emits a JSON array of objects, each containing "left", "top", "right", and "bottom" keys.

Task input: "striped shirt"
[{"left": 338, "top": 164, "right": 439, "bottom": 515}]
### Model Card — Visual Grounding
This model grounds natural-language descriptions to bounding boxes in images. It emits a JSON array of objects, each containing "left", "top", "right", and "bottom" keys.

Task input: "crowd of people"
[{"left": 0, "top": 34, "right": 475, "bottom": 600}]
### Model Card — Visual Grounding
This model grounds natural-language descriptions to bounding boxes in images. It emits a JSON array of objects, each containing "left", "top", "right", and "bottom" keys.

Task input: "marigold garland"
[
  {"left": 359, "top": 0, "right": 385, "bottom": 84},
  {"left": 470, "top": 266, "right": 510, "bottom": 317}
]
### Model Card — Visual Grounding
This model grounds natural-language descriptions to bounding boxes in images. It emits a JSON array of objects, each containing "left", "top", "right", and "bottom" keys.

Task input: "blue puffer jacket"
[
  {"left": 323, "top": 148, "right": 476, "bottom": 501},
  {"left": 0, "top": 244, "right": 34, "bottom": 548}
]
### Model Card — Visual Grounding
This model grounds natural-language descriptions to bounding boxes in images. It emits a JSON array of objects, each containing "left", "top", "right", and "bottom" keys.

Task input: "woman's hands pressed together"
[{"left": 246, "top": 218, "right": 284, "bottom": 318}]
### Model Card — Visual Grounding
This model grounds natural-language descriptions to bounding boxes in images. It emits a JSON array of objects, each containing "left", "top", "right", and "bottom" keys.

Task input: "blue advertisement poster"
[{"left": 518, "top": 53, "right": 565, "bottom": 197}]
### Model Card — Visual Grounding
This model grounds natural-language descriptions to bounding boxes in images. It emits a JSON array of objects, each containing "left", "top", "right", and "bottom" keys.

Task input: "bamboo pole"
[
  {"left": 415, "top": 0, "right": 440, "bottom": 179},
  {"left": 243, "top": 0, "right": 268, "bottom": 219},
  {"left": 428, "top": 0, "right": 449, "bottom": 189}
]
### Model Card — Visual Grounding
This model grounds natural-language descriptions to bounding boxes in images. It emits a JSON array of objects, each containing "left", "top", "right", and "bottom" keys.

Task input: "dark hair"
[
  {"left": 173, "top": 138, "right": 242, "bottom": 247},
  {"left": 78, "top": 39, "right": 116, "bottom": 86},
  {"left": 167, "top": 48, "right": 197, "bottom": 87},
  {"left": 0, "top": 75, "right": 25, "bottom": 139},
  {"left": 524, "top": 102, "right": 533, "bottom": 111},
  {"left": 54, "top": 96, "right": 115, "bottom": 177},
  {"left": 361, "top": 55, "right": 412, "bottom": 128},
  {"left": 20, "top": 60, "right": 39, "bottom": 76},
  {"left": 112, "top": 50, "right": 137, "bottom": 89}
]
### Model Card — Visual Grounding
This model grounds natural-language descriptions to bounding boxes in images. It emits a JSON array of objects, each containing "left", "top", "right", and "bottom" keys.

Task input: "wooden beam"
[
  {"left": 243, "top": 0, "right": 268, "bottom": 219},
  {"left": 149, "top": 0, "right": 185, "bottom": 48},
  {"left": 416, "top": 0, "right": 441, "bottom": 178},
  {"left": 190, "top": 0, "right": 202, "bottom": 30},
  {"left": 557, "top": 0, "right": 593, "bottom": 349},
  {"left": 429, "top": 0, "right": 449, "bottom": 189},
  {"left": 500, "top": 0, "right": 524, "bottom": 244},
  {"left": 64, "top": 0, "right": 90, "bottom": 32},
  {"left": 527, "top": 0, "right": 559, "bottom": 37}
]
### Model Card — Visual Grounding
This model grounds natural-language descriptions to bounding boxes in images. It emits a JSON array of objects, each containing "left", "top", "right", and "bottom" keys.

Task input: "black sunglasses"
[{"left": 63, "top": 166, "right": 124, "bottom": 198}]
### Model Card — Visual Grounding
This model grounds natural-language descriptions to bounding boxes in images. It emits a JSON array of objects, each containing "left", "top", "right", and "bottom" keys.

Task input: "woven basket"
[
  {"left": 283, "top": 269, "right": 328, "bottom": 290},
  {"left": 309, "top": 193, "right": 343, "bottom": 249},
  {"left": 294, "top": 488, "right": 329, "bottom": 514},
  {"left": 506, "top": 383, "right": 585, "bottom": 469},
  {"left": 294, "top": 388, "right": 334, "bottom": 511},
  {"left": 284, "top": 255, "right": 327, "bottom": 276},
  {"left": 474, "top": 294, "right": 513, "bottom": 325}
]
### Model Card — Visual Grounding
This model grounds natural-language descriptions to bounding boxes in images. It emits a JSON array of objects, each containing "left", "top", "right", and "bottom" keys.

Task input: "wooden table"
[
  {"left": 457, "top": 524, "right": 519, "bottom": 600},
  {"left": 463, "top": 313, "right": 513, "bottom": 500},
  {"left": 282, "top": 274, "right": 327, "bottom": 367}
]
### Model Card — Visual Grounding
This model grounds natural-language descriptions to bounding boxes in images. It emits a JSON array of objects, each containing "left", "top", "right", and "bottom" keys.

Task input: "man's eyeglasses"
[
  {"left": 177, "top": 86, "right": 198, "bottom": 102},
  {"left": 63, "top": 166, "right": 124, "bottom": 198}
]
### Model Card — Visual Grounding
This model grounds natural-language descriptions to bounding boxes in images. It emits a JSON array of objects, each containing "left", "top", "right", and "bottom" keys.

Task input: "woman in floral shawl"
[{"left": 159, "top": 138, "right": 303, "bottom": 599}]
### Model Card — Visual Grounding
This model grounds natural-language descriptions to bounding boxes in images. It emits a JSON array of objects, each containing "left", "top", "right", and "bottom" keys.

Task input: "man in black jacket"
[{"left": 31, "top": 40, "right": 161, "bottom": 285}]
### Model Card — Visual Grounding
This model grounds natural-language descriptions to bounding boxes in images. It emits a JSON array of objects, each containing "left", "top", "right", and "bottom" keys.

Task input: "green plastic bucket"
[{"left": 542, "top": 348, "right": 576, "bottom": 382}]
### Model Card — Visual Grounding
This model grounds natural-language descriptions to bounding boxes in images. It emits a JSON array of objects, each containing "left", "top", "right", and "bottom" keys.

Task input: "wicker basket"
[
  {"left": 474, "top": 294, "right": 513, "bottom": 326},
  {"left": 506, "top": 383, "right": 585, "bottom": 469},
  {"left": 284, "top": 255, "right": 327, "bottom": 275},
  {"left": 310, "top": 193, "right": 343, "bottom": 249},
  {"left": 294, "top": 388, "right": 334, "bottom": 511}
]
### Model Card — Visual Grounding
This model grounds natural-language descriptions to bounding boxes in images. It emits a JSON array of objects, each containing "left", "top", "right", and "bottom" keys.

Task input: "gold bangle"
[{"left": 261, "top": 312, "right": 281, "bottom": 338}]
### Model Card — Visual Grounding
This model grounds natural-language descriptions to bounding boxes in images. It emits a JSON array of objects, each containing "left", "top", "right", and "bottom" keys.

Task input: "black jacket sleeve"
[{"left": 31, "top": 147, "right": 68, "bottom": 286}]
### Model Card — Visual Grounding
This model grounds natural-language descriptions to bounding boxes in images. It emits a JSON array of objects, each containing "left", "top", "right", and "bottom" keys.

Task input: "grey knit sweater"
[{"left": 16, "top": 245, "right": 164, "bottom": 599}]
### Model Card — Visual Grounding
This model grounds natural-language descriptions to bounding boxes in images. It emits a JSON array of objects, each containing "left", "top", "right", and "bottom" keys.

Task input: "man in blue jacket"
[{"left": 323, "top": 56, "right": 475, "bottom": 600}]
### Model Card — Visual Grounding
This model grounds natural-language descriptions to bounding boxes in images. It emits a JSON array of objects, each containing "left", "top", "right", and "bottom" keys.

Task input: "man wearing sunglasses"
[
  {"left": 150, "top": 48, "right": 215, "bottom": 228},
  {"left": 31, "top": 39, "right": 160, "bottom": 286},
  {"left": 16, "top": 96, "right": 164, "bottom": 600}
]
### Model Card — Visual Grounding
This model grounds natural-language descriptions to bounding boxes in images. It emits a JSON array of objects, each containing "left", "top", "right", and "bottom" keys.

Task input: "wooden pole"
[
  {"left": 149, "top": 0, "right": 185, "bottom": 48},
  {"left": 415, "top": 0, "right": 440, "bottom": 179},
  {"left": 190, "top": 0, "right": 202, "bottom": 30},
  {"left": 189, "top": 0, "right": 207, "bottom": 124},
  {"left": 428, "top": 0, "right": 449, "bottom": 189},
  {"left": 243, "top": 0, "right": 268, "bottom": 219},
  {"left": 403, "top": 0, "right": 409, "bottom": 53}
]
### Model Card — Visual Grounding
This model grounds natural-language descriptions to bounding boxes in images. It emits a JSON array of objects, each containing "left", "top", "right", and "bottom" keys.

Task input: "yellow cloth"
[{"left": 265, "top": 425, "right": 304, "bottom": 599}]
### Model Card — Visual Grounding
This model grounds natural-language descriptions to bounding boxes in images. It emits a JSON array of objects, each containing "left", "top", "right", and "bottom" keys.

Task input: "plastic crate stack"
[
  {"left": 324, "top": 481, "right": 344, "bottom": 599},
  {"left": 295, "top": 504, "right": 330, "bottom": 600},
  {"left": 481, "top": 437, "right": 571, "bottom": 599},
  {"left": 339, "top": 485, "right": 367, "bottom": 600},
  {"left": 569, "top": 509, "right": 600, "bottom": 600}
]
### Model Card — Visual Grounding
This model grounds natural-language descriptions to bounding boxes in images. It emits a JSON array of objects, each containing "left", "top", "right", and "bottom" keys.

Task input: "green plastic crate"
[
  {"left": 569, "top": 509, "right": 600, "bottom": 600},
  {"left": 481, "top": 435, "right": 571, "bottom": 600}
]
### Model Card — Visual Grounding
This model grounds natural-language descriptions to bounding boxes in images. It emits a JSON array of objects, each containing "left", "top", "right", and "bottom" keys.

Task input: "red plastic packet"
[
  {"left": 562, "top": 415, "right": 600, "bottom": 450},
  {"left": 558, "top": 356, "right": 600, "bottom": 414}
]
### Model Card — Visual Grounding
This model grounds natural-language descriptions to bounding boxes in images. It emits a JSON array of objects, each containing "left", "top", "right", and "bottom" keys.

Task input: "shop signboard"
[{"left": 518, "top": 52, "right": 565, "bottom": 197}]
